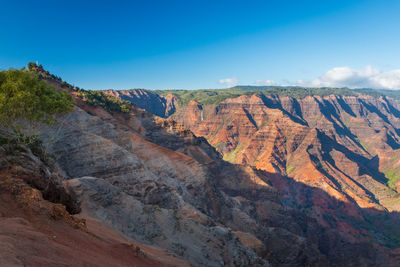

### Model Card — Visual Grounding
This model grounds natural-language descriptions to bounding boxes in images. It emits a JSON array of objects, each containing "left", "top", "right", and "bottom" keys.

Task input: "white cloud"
[
  {"left": 297, "top": 66, "right": 400, "bottom": 90},
  {"left": 219, "top": 77, "right": 239, "bottom": 87},
  {"left": 255, "top": 79, "right": 280, "bottom": 86}
]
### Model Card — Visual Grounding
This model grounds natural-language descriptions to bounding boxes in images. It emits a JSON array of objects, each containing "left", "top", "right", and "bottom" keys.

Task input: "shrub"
[
  {"left": 77, "top": 89, "right": 131, "bottom": 114},
  {"left": 0, "top": 69, "right": 74, "bottom": 126}
]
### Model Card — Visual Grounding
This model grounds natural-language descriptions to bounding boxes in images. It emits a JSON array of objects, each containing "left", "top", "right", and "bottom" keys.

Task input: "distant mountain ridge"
[{"left": 101, "top": 86, "right": 400, "bottom": 117}]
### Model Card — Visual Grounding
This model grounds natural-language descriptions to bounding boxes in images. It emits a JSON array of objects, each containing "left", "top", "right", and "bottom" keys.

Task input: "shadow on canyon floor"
[{"left": 264, "top": 169, "right": 400, "bottom": 249}]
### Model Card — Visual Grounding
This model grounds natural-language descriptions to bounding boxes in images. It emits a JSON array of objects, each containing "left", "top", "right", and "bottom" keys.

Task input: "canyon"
[
  {"left": 2, "top": 66, "right": 400, "bottom": 266},
  {"left": 103, "top": 87, "right": 400, "bottom": 264}
]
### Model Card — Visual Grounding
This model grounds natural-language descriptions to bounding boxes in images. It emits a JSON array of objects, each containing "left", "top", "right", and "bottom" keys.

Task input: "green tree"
[
  {"left": 27, "top": 62, "right": 36, "bottom": 70},
  {"left": 0, "top": 68, "right": 74, "bottom": 126}
]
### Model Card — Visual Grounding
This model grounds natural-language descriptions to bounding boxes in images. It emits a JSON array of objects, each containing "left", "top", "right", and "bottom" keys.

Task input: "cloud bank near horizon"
[
  {"left": 220, "top": 66, "right": 400, "bottom": 90},
  {"left": 297, "top": 66, "right": 400, "bottom": 90},
  {"left": 218, "top": 77, "right": 239, "bottom": 87},
  {"left": 255, "top": 79, "right": 280, "bottom": 86}
]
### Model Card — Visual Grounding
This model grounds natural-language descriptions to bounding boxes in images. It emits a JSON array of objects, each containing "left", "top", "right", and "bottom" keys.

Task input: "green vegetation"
[
  {"left": 27, "top": 62, "right": 83, "bottom": 91},
  {"left": 223, "top": 144, "right": 244, "bottom": 163},
  {"left": 382, "top": 196, "right": 400, "bottom": 207},
  {"left": 0, "top": 68, "right": 74, "bottom": 126},
  {"left": 77, "top": 89, "right": 131, "bottom": 114},
  {"left": 26, "top": 62, "right": 131, "bottom": 115},
  {"left": 153, "top": 88, "right": 255, "bottom": 106},
  {"left": 27, "top": 62, "right": 63, "bottom": 83},
  {"left": 0, "top": 66, "right": 73, "bottom": 164},
  {"left": 153, "top": 86, "right": 400, "bottom": 108},
  {"left": 286, "top": 165, "right": 296, "bottom": 174},
  {"left": 0, "top": 129, "right": 52, "bottom": 163},
  {"left": 385, "top": 166, "right": 400, "bottom": 190},
  {"left": 382, "top": 155, "right": 400, "bottom": 191}
]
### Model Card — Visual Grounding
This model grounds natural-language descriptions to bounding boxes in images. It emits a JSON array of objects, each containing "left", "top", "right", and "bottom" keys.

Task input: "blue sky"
[{"left": 1, "top": 0, "right": 400, "bottom": 90}]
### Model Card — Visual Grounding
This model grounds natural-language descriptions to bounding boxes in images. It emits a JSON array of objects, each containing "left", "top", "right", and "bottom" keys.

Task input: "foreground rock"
[{"left": 0, "top": 131, "right": 188, "bottom": 267}]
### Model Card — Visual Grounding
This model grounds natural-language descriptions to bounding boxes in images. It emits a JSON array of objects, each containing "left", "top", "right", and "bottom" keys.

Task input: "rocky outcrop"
[
  {"left": 0, "top": 131, "right": 81, "bottom": 215},
  {"left": 0, "top": 131, "right": 184, "bottom": 267},
  {"left": 37, "top": 105, "right": 268, "bottom": 266},
  {"left": 103, "top": 89, "right": 179, "bottom": 118}
]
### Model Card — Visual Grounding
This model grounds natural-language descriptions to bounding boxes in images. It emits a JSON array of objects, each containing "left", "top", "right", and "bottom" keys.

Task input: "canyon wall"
[{"left": 34, "top": 83, "right": 399, "bottom": 265}]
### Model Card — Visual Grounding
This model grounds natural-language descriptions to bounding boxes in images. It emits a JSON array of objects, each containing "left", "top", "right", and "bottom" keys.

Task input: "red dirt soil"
[{"left": 0, "top": 170, "right": 188, "bottom": 267}]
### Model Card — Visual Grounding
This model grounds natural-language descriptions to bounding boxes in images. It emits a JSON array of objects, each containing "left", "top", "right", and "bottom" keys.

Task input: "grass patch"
[
  {"left": 385, "top": 166, "right": 400, "bottom": 190},
  {"left": 382, "top": 196, "right": 400, "bottom": 206},
  {"left": 223, "top": 144, "right": 244, "bottom": 163},
  {"left": 286, "top": 165, "right": 296, "bottom": 174}
]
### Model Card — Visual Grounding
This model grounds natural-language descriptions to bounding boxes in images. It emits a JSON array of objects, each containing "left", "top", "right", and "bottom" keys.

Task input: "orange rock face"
[
  {"left": 106, "top": 86, "right": 400, "bottom": 257},
  {"left": 172, "top": 94, "right": 400, "bottom": 227}
]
